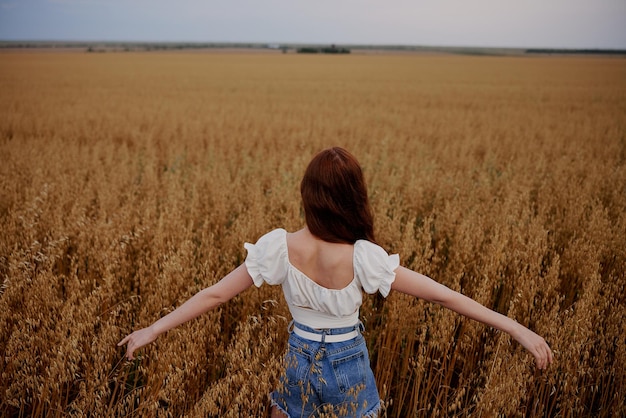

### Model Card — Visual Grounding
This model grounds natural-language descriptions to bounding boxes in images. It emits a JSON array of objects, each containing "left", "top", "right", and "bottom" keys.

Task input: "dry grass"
[{"left": 1, "top": 51, "right": 625, "bottom": 417}]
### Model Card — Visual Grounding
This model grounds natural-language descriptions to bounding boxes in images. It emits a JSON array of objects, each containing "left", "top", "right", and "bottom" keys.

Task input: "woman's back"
[{"left": 286, "top": 228, "right": 355, "bottom": 291}]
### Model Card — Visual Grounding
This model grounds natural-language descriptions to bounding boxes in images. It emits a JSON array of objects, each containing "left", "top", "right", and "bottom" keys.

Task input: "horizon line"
[{"left": 2, "top": 40, "right": 626, "bottom": 52}]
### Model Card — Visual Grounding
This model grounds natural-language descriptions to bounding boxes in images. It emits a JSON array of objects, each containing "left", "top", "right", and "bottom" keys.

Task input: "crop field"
[{"left": 1, "top": 51, "right": 625, "bottom": 417}]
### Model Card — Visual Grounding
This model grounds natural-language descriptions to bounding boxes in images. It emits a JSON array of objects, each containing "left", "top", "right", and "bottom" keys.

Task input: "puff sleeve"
[
  {"left": 353, "top": 240, "right": 399, "bottom": 297},
  {"left": 244, "top": 228, "right": 290, "bottom": 288}
]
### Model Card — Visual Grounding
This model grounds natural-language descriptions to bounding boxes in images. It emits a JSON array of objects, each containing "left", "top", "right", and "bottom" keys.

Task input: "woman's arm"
[
  {"left": 117, "top": 264, "right": 254, "bottom": 360},
  {"left": 391, "top": 266, "right": 553, "bottom": 369}
]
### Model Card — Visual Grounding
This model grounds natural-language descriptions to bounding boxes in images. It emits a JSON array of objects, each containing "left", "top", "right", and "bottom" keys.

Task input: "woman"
[{"left": 118, "top": 147, "right": 553, "bottom": 417}]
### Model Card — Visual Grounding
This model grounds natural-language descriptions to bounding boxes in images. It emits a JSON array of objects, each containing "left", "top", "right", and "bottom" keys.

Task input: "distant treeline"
[
  {"left": 297, "top": 45, "right": 350, "bottom": 54},
  {"left": 526, "top": 48, "right": 626, "bottom": 55},
  {"left": 0, "top": 41, "right": 352, "bottom": 54},
  {"left": 0, "top": 41, "right": 275, "bottom": 52}
]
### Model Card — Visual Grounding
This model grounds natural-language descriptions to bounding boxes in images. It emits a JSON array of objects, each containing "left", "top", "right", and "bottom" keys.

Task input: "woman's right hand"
[{"left": 117, "top": 326, "right": 158, "bottom": 360}]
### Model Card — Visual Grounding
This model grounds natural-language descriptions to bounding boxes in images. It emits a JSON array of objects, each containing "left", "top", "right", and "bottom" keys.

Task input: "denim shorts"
[{"left": 270, "top": 321, "right": 380, "bottom": 418}]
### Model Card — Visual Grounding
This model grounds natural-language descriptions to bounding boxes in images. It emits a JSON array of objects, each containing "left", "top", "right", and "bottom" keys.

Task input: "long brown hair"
[{"left": 300, "top": 147, "right": 375, "bottom": 243}]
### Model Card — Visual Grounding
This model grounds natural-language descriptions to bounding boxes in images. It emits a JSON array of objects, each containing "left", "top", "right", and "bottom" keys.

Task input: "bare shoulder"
[{"left": 285, "top": 228, "right": 308, "bottom": 255}]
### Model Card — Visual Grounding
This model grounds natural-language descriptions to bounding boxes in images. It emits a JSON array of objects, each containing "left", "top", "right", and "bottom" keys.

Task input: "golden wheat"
[{"left": 1, "top": 51, "right": 624, "bottom": 417}]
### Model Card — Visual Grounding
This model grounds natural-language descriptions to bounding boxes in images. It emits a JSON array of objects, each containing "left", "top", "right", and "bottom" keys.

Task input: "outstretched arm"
[
  {"left": 117, "top": 264, "right": 254, "bottom": 360},
  {"left": 391, "top": 266, "right": 553, "bottom": 369}
]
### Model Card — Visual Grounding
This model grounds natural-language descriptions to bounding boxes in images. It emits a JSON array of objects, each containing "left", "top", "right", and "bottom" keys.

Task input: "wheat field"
[{"left": 1, "top": 51, "right": 625, "bottom": 417}]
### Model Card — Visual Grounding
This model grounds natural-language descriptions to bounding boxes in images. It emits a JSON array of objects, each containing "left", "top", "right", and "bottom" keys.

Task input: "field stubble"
[{"left": 1, "top": 52, "right": 625, "bottom": 417}]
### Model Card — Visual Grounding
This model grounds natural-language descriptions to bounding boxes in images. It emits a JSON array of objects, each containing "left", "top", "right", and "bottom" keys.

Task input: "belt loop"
[
  {"left": 287, "top": 320, "right": 295, "bottom": 334},
  {"left": 321, "top": 330, "right": 327, "bottom": 344},
  {"left": 358, "top": 321, "right": 365, "bottom": 333}
]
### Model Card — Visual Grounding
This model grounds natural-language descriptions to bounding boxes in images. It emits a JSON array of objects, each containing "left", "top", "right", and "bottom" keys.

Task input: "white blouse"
[{"left": 244, "top": 228, "right": 399, "bottom": 329}]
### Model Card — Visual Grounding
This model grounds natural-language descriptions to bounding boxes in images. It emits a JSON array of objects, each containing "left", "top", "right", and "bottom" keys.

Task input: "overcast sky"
[{"left": 1, "top": 0, "right": 625, "bottom": 49}]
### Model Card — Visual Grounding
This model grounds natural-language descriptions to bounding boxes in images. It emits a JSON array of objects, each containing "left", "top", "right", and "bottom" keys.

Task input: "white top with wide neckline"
[{"left": 244, "top": 228, "right": 399, "bottom": 329}]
